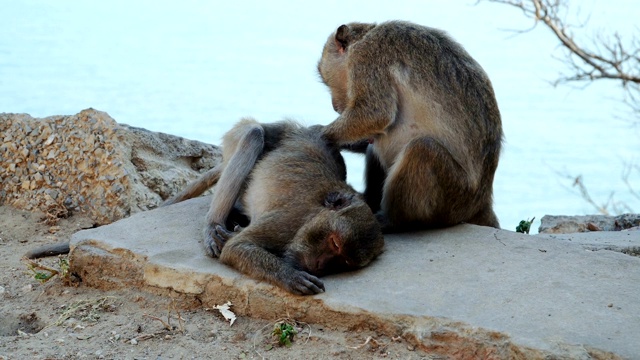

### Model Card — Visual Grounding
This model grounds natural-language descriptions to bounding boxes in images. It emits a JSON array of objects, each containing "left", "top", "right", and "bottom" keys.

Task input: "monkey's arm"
[
  {"left": 323, "top": 64, "right": 398, "bottom": 144},
  {"left": 204, "top": 123, "right": 266, "bottom": 257},
  {"left": 162, "top": 165, "right": 222, "bottom": 206},
  {"left": 219, "top": 217, "right": 325, "bottom": 295},
  {"left": 23, "top": 241, "right": 70, "bottom": 259},
  {"left": 340, "top": 139, "right": 370, "bottom": 153}
]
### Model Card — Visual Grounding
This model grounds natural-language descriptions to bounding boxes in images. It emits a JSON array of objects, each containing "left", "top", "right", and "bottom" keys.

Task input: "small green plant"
[
  {"left": 516, "top": 217, "right": 535, "bottom": 234},
  {"left": 255, "top": 318, "right": 310, "bottom": 355},
  {"left": 272, "top": 320, "right": 297, "bottom": 347},
  {"left": 23, "top": 257, "right": 69, "bottom": 283}
]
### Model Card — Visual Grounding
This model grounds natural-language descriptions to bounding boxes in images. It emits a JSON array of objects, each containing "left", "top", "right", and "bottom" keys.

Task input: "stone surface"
[
  {"left": 70, "top": 196, "right": 639, "bottom": 359},
  {"left": 0, "top": 109, "right": 221, "bottom": 224},
  {"left": 539, "top": 214, "right": 640, "bottom": 234},
  {"left": 542, "top": 230, "right": 640, "bottom": 257}
]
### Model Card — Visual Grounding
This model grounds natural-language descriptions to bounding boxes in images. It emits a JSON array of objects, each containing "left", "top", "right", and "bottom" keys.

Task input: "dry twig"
[
  {"left": 349, "top": 335, "right": 381, "bottom": 350},
  {"left": 480, "top": 0, "right": 639, "bottom": 105},
  {"left": 143, "top": 300, "right": 186, "bottom": 333}
]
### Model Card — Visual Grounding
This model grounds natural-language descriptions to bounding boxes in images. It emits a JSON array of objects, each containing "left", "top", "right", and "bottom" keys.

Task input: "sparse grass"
[
  {"left": 143, "top": 299, "right": 185, "bottom": 333},
  {"left": 53, "top": 296, "right": 117, "bottom": 326},
  {"left": 22, "top": 257, "right": 70, "bottom": 284}
]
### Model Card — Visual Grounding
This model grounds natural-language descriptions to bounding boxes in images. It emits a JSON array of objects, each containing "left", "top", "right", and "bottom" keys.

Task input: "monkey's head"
[
  {"left": 286, "top": 190, "right": 384, "bottom": 277},
  {"left": 317, "top": 23, "right": 376, "bottom": 113}
]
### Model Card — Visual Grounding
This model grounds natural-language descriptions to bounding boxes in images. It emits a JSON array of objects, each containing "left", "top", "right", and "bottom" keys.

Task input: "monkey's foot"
[
  {"left": 203, "top": 224, "right": 225, "bottom": 258},
  {"left": 204, "top": 224, "right": 242, "bottom": 258}
]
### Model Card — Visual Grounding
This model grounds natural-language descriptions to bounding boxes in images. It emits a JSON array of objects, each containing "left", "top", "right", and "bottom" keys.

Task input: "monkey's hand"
[
  {"left": 281, "top": 269, "right": 326, "bottom": 295},
  {"left": 204, "top": 224, "right": 243, "bottom": 258}
]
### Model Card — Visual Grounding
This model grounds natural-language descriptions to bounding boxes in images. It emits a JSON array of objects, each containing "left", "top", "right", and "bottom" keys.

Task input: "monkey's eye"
[{"left": 323, "top": 191, "right": 353, "bottom": 210}]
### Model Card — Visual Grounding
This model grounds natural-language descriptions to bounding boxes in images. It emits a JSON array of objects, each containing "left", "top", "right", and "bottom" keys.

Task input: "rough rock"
[
  {"left": 539, "top": 214, "right": 640, "bottom": 234},
  {"left": 70, "top": 196, "right": 639, "bottom": 360},
  {"left": 0, "top": 109, "right": 221, "bottom": 224}
]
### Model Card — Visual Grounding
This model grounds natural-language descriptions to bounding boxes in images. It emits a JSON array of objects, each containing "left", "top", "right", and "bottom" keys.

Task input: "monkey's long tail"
[
  {"left": 24, "top": 241, "right": 70, "bottom": 259},
  {"left": 162, "top": 165, "right": 222, "bottom": 206}
]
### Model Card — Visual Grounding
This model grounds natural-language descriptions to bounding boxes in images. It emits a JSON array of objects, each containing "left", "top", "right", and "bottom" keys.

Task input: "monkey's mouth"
[
  {"left": 302, "top": 256, "right": 322, "bottom": 276},
  {"left": 298, "top": 254, "right": 327, "bottom": 277},
  {"left": 313, "top": 256, "right": 357, "bottom": 277}
]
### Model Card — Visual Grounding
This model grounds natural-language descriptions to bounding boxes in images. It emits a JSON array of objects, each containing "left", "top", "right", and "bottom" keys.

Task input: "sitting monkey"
[{"left": 318, "top": 21, "right": 503, "bottom": 232}]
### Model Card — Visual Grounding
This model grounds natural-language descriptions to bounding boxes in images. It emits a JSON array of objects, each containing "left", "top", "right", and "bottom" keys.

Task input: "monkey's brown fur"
[
  {"left": 318, "top": 20, "right": 503, "bottom": 231},
  {"left": 166, "top": 118, "right": 384, "bottom": 295}
]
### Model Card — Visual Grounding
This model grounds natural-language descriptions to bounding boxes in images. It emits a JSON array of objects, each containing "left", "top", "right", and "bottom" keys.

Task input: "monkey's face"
[
  {"left": 287, "top": 197, "right": 384, "bottom": 277},
  {"left": 318, "top": 23, "right": 378, "bottom": 114},
  {"left": 317, "top": 38, "right": 349, "bottom": 114},
  {"left": 333, "top": 203, "right": 385, "bottom": 269}
]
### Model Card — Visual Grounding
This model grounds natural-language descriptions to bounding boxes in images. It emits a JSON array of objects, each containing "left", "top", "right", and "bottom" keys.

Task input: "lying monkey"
[
  {"left": 26, "top": 119, "right": 383, "bottom": 295},
  {"left": 164, "top": 118, "right": 384, "bottom": 295}
]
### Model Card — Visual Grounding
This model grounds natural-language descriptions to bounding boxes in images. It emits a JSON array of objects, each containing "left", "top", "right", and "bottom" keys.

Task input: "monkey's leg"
[
  {"left": 363, "top": 145, "right": 385, "bottom": 214},
  {"left": 379, "top": 137, "right": 479, "bottom": 232},
  {"left": 323, "top": 68, "right": 397, "bottom": 145},
  {"left": 204, "top": 124, "right": 265, "bottom": 257},
  {"left": 466, "top": 200, "right": 500, "bottom": 228},
  {"left": 219, "top": 221, "right": 325, "bottom": 295}
]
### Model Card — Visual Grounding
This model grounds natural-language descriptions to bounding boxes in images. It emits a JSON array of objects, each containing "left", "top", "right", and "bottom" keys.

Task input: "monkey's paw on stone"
[
  {"left": 203, "top": 223, "right": 242, "bottom": 258},
  {"left": 283, "top": 269, "right": 326, "bottom": 296},
  {"left": 203, "top": 225, "right": 224, "bottom": 258}
]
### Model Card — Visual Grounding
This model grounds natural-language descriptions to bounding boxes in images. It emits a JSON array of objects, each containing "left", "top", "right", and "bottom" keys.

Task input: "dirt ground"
[{"left": 0, "top": 205, "right": 432, "bottom": 360}]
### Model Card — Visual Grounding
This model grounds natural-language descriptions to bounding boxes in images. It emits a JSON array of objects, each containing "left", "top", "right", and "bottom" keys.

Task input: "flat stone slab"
[{"left": 70, "top": 196, "right": 640, "bottom": 359}]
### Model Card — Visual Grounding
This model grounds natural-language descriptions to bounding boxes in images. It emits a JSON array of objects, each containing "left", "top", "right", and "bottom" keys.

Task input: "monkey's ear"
[
  {"left": 327, "top": 232, "right": 344, "bottom": 255},
  {"left": 323, "top": 191, "right": 353, "bottom": 210},
  {"left": 335, "top": 24, "right": 350, "bottom": 53}
]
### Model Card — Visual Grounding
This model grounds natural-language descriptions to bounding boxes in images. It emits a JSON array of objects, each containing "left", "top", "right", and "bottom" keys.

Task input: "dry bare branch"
[{"left": 480, "top": 0, "right": 640, "bottom": 101}]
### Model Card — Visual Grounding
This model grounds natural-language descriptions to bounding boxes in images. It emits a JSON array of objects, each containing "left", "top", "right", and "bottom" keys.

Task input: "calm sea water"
[{"left": 2, "top": 0, "right": 638, "bottom": 233}]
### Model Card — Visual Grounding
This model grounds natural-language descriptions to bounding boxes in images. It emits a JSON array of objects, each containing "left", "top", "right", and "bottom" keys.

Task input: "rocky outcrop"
[
  {"left": 0, "top": 109, "right": 221, "bottom": 225},
  {"left": 539, "top": 214, "right": 640, "bottom": 234}
]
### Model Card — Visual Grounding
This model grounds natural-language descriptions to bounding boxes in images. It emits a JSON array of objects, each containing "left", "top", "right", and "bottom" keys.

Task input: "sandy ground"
[{"left": 0, "top": 205, "right": 431, "bottom": 360}]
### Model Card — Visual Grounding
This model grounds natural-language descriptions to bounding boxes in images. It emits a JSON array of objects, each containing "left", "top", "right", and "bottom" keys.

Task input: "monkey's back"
[
  {"left": 353, "top": 20, "right": 501, "bottom": 126},
  {"left": 242, "top": 126, "right": 351, "bottom": 224},
  {"left": 351, "top": 20, "right": 503, "bottom": 188}
]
